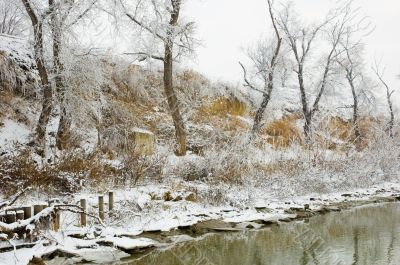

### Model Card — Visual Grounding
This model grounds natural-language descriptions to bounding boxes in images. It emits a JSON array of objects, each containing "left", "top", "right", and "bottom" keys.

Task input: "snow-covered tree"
[
  {"left": 21, "top": 0, "right": 53, "bottom": 155},
  {"left": 0, "top": 0, "right": 25, "bottom": 36},
  {"left": 372, "top": 61, "right": 395, "bottom": 138},
  {"left": 239, "top": 0, "right": 283, "bottom": 139},
  {"left": 47, "top": 0, "right": 99, "bottom": 150},
  {"left": 335, "top": 4, "right": 374, "bottom": 148},
  {"left": 115, "top": 0, "right": 197, "bottom": 156},
  {"left": 277, "top": 1, "right": 357, "bottom": 143},
  {"left": 20, "top": 0, "right": 98, "bottom": 154}
]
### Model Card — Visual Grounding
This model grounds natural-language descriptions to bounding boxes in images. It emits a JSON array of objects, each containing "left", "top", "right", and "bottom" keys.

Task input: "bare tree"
[
  {"left": 277, "top": 1, "right": 354, "bottom": 143},
  {"left": 372, "top": 61, "right": 395, "bottom": 138},
  {"left": 240, "top": 0, "right": 282, "bottom": 139},
  {"left": 21, "top": 0, "right": 98, "bottom": 154},
  {"left": 336, "top": 44, "right": 364, "bottom": 147},
  {"left": 116, "top": 0, "right": 197, "bottom": 156},
  {"left": 334, "top": 3, "right": 373, "bottom": 148},
  {"left": 0, "top": 0, "right": 25, "bottom": 36},
  {"left": 48, "top": 0, "right": 98, "bottom": 150}
]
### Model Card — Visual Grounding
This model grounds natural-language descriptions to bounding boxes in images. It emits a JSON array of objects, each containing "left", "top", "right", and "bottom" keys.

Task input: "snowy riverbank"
[{"left": 1, "top": 181, "right": 399, "bottom": 265}]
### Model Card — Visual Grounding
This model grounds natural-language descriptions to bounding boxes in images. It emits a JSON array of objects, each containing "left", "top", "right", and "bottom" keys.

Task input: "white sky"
[{"left": 184, "top": 0, "right": 400, "bottom": 92}]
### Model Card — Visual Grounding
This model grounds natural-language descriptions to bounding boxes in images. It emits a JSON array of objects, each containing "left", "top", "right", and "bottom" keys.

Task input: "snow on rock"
[
  {"left": 0, "top": 241, "right": 55, "bottom": 265},
  {"left": 98, "top": 237, "right": 158, "bottom": 251}
]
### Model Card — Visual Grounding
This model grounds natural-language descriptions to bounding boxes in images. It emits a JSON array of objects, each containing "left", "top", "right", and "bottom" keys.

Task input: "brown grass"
[
  {"left": 196, "top": 96, "right": 248, "bottom": 118},
  {"left": 177, "top": 69, "right": 209, "bottom": 86},
  {"left": 260, "top": 115, "right": 302, "bottom": 148},
  {"left": 192, "top": 96, "right": 250, "bottom": 133},
  {"left": 0, "top": 151, "right": 123, "bottom": 196},
  {"left": 322, "top": 117, "right": 352, "bottom": 141},
  {"left": 319, "top": 116, "right": 382, "bottom": 150}
]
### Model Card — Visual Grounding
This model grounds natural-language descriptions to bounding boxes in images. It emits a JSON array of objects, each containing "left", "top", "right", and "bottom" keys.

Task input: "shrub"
[{"left": 0, "top": 151, "right": 122, "bottom": 196}]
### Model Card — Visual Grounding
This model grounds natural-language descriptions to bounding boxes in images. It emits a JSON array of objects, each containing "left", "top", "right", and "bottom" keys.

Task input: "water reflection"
[{"left": 121, "top": 203, "right": 400, "bottom": 265}]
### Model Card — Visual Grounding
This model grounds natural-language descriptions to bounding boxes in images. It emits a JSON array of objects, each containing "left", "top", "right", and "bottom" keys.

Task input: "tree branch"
[
  {"left": 0, "top": 187, "right": 32, "bottom": 211},
  {"left": 124, "top": 52, "right": 164, "bottom": 61},
  {"left": 239, "top": 61, "right": 267, "bottom": 95},
  {"left": 125, "top": 12, "right": 165, "bottom": 42}
]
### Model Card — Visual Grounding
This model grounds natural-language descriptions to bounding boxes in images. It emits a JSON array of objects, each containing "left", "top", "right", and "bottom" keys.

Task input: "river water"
[{"left": 120, "top": 202, "right": 400, "bottom": 265}]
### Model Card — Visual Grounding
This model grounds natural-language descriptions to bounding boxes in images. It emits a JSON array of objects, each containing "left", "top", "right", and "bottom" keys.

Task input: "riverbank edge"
[{"left": 1, "top": 182, "right": 400, "bottom": 264}]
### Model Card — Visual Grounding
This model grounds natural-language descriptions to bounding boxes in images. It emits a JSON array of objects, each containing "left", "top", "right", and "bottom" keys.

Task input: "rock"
[
  {"left": 29, "top": 256, "right": 46, "bottom": 265},
  {"left": 185, "top": 192, "right": 197, "bottom": 202},
  {"left": 262, "top": 219, "right": 279, "bottom": 225},
  {"left": 97, "top": 237, "right": 158, "bottom": 252},
  {"left": 172, "top": 195, "right": 183, "bottom": 202},
  {"left": 193, "top": 220, "right": 237, "bottom": 232},
  {"left": 129, "top": 128, "right": 155, "bottom": 155},
  {"left": 163, "top": 191, "right": 173, "bottom": 201},
  {"left": 235, "top": 222, "right": 263, "bottom": 230}
]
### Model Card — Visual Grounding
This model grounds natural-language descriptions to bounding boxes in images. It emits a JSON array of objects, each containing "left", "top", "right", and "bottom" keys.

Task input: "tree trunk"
[
  {"left": 50, "top": 8, "right": 70, "bottom": 150},
  {"left": 349, "top": 78, "right": 361, "bottom": 147},
  {"left": 297, "top": 65, "right": 312, "bottom": 144},
  {"left": 34, "top": 25, "right": 53, "bottom": 153},
  {"left": 21, "top": 0, "right": 53, "bottom": 155},
  {"left": 162, "top": 0, "right": 186, "bottom": 156},
  {"left": 304, "top": 112, "right": 312, "bottom": 144},
  {"left": 164, "top": 41, "right": 187, "bottom": 156},
  {"left": 387, "top": 91, "right": 394, "bottom": 138},
  {"left": 251, "top": 92, "right": 272, "bottom": 137}
]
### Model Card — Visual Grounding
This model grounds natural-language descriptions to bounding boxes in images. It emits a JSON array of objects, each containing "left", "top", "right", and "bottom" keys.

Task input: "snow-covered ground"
[
  {"left": 1, "top": 180, "right": 399, "bottom": 265},
  {"left": 0, "top": 119, "right": 30, "bottom": 154}
]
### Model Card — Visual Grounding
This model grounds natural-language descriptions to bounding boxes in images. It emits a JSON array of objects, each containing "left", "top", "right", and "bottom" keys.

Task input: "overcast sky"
[{"left": 183, "top": 0, "right": 400, "bottom": 92}]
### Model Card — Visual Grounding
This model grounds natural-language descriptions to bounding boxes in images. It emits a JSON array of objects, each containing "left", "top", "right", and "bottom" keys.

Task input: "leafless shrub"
[{"left": 0, "top": 150, "right": 121, "bottom": 196}]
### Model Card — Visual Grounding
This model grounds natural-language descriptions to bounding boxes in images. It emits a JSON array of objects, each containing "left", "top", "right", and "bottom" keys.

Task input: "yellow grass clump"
[
  {"left": 260, "top": 115, "right": 302, "bottom": 148},
  {"left": 197, "top": 96, "right": 248, "bottom": 118}
]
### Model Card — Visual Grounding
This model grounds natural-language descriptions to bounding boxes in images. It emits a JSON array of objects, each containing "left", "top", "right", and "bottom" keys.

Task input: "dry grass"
[
  {"left": 319, "top": 116, "right": 382, "bottom": 150},
  {"left": 0, "top": 151, "right": 123, "bottom": 196},
  {"left": 322, "top": 117, "right": 352, "bottom": 141},
  {"left": 196, "top": 96, "right": 248, "bottom": 118},
  {"left": 193, "top": 96, "right": 250, "bottom": 134},
  {"left": 260, "top": 115, "right": 302, "bottom": 148}
]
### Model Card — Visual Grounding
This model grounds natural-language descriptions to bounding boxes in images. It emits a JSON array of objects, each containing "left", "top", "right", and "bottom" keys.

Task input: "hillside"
[
  {"left": 1, "top": 34, "right": 399, "bottom": 264},
  {"left": 0, "top": 34, "right": 398, "bottom": 193}
]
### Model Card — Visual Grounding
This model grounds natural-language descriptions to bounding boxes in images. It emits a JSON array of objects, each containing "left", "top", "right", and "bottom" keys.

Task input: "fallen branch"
[{"left": 0, "top": 186, "right": 32, "bottom": 211}]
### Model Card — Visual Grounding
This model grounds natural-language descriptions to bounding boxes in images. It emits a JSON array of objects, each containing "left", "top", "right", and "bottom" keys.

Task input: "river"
[{"left": 119, "top": 202, "right": 400, "bottom": 265}]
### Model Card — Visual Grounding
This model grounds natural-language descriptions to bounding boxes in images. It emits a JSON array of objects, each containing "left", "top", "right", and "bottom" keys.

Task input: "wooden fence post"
[
  {"left": 5, "top": 212, "right": 16, "bottom": 224},
  {"left": 80, "top": 199, "right": 86, "bottom": 227},
  {"left": 33, "top": 205, "right": 43, "bottom": 215},
  {"left": 108, "top": 191, "right": 114, "bottom": 213},
  {"left": 98, "top": 196, "right": 104, "bottom": 221},
  {"left": 53, "top": 211, "right": 60, "bottom": 231},
  {"left": 16, "top": 210, "right": 24, "bottom": 220},
  {"left": 23, "top": 206, "right": 32, "bottom": 219}
]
